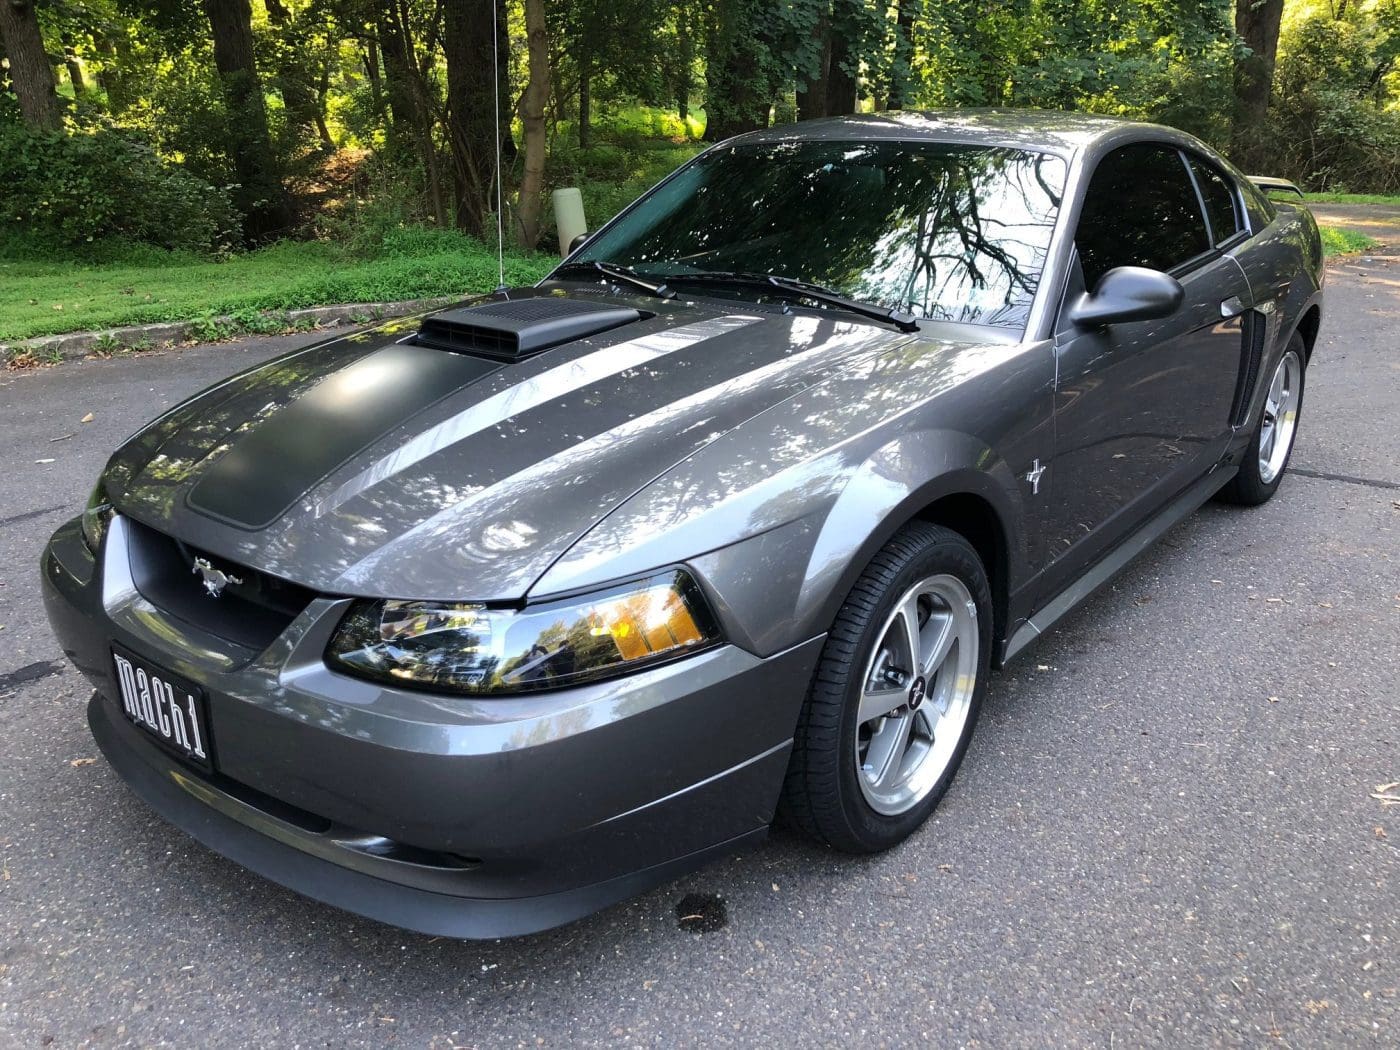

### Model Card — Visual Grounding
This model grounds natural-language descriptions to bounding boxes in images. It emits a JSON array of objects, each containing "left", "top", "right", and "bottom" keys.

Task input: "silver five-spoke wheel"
[
  {"left": 855, "top": 574, "right": 979, "bottom": 816},
  {"left": 1259, "top": 350, "right": 1301, "bottom": 485}
]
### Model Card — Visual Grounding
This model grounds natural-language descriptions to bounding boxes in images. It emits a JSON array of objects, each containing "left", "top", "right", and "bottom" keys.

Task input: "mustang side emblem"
[
  {"left": 1025, "top": 459, "right": 1047, "bottom": 496},
  {"left": 192, "top": 556, "right": 243, "bottom": 598}
]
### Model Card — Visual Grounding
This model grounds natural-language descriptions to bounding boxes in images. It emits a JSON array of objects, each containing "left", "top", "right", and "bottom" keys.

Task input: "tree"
[
  {"left": 201, "top": 0, "right": 294, "bottom": 240},
  {"left": 373, "top": 0, "right": 448, "bottom": 224},
  {"left": 516, "top": 0, "right": 548, "bottom": 249},
  {"left": 442, "top": 0, "right": 496, "bottom": 238},
  {"left": 885, "top": 0, "right": 918, "bottom": 110},
  {"left": 263, "top": 0, "right": 322, "bottom": 144},
  {"left": 704, "top": 0, "right": 781, "bottom": 140},
  {"left": 1232, "top": 0, "right": 1285, "bottom": 171},
  {"left": 825, "top": 0, "right": 860, "bottom": 115},
  {"left": 0, "top": 0, "right": 62, "bottom": 130}
]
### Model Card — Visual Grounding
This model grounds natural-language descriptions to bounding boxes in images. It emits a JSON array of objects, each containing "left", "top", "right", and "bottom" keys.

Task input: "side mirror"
[
  {"left": 568, "top": 231, "right": 591, "bottom": 255},
  {"left": 1069, "top": 266, "right": 1184, "bottom": 328}
]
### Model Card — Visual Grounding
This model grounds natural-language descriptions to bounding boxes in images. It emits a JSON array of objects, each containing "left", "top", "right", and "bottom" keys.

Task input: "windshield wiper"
[
  {"left": 553, "top": 260, "right": 676, "bottom": 300},
  {"left": 664, "top": 271, "right": 919, "bottom": 333}
]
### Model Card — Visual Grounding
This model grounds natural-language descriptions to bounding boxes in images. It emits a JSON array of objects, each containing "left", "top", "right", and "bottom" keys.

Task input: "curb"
[{"left": 1, "top": 295, "right": 459, "bottom": 366}]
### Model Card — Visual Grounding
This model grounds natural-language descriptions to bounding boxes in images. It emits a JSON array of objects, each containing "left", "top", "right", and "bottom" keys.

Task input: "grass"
[
  {"left": 1304, "top": 191, "right": 1400, "bottom": 206},
  {"left": 1319, "top": 226, "right": 1379, "bottom": 256},
  {"left": 0, "top": 230, "right": 553, "bottom": 342}
]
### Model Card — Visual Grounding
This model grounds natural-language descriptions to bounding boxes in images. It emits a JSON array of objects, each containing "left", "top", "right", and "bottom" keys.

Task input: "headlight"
[
  {"left": 325, "top": 569, "right": 722, "bottom": 695},
  {"left": 80, "top": 480, "right": 114, "bottom": 553}
]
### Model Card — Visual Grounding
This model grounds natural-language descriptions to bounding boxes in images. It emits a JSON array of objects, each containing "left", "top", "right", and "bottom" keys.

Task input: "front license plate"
[{"left": 111, "top": 646, "right": 213, "bottom": 770}]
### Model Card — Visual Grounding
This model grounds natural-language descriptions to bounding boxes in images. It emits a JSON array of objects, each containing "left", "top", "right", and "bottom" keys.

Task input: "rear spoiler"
[{"left": 1248, "top": 175, "right": 1306, "bottom": 200}]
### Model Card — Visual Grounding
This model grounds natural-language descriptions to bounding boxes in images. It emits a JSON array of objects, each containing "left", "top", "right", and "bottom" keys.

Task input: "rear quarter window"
[{"left": 1186, "top": 154, "right": 1243, "bottom": 246}]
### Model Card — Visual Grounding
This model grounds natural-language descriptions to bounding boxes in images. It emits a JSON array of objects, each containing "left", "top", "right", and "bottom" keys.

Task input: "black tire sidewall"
[{"left": 820, "top": 526, "right": 992, "bottom": 852}]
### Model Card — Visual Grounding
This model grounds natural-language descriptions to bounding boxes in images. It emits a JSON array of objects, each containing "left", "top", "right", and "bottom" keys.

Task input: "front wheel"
[
  {"left": 779, "top": 522, "right": 991, "bottom": 853},
  {"left": 1217, "top": 334, "right": 1306, "bottom": 506}
]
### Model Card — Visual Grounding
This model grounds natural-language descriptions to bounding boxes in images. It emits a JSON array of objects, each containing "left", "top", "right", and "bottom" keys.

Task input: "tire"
[
  {"left": 1217, "top": 333, "right": 1307, "bottom": 506},
  {"left": 779, "top": 522, "right": 992, "bottom": 853}
]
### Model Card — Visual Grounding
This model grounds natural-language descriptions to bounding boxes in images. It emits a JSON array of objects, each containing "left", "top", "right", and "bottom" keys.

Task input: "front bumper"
[{"left": 42, "top": 514, "right": 823, "bottom": 938}]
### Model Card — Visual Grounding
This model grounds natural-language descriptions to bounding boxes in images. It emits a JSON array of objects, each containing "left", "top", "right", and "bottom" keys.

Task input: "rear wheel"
[
  {"left": 1218, "top": 334, "right": 1306, "bottom": 506},
  {"left": 780, "top": 523, "right": 991, "bottom": 853}
]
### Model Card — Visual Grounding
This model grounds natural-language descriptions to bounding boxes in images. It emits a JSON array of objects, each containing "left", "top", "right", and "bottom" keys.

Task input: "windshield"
[{"left": 571, "top": 140, "right": 1067, "bottom": 330}]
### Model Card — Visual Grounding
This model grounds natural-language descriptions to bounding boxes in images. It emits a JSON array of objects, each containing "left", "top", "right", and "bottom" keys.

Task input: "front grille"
[{"left": 125, "top": 519, "right": 316, "bottom": 650}]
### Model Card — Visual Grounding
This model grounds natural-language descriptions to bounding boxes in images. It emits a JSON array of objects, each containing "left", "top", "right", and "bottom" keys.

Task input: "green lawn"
[
  {"left": 1305, "top": 191, "right": 1400, "bottom": 206},
  {"left": 1319, "top": 226, "right": 1380, "bottom": 256},
  {"left": 0, "top": 234, "right": 554, "bottom": 343}
]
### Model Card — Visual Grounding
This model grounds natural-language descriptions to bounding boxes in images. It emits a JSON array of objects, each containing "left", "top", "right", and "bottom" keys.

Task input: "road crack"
[{"left": 1289, "top": 467, "right": 1400, "bottom": 491}]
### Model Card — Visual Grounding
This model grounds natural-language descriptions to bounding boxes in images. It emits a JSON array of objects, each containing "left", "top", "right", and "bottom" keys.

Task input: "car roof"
[{"left": 730, "top": 109, "right": 1170, "bottom": 156}]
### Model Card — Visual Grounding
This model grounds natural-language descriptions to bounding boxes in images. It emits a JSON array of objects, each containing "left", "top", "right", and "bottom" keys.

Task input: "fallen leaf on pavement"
[{"left": 69, "top": 757, "right": 96, "bottom": 768}]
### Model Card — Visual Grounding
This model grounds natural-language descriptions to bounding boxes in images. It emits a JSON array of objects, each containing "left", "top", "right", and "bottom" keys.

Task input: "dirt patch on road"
[{"left": 1309, "top": 202, "right": 1400, "bottom": 245}]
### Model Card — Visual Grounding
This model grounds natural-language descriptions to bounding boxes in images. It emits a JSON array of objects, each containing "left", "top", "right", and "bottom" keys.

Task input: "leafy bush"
[
  {"left": 1266, "top": 14, "right": 1400, "bottom": 193},
  {"left": 0, "top": 120, "right": 240, "bottom": 254}
]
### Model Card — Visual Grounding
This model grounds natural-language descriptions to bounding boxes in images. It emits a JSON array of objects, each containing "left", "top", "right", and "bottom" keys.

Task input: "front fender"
[
  {"left": 650, "top": 429, "right": 1027, "bottom": 659},
  {"left": 785, "top": 430, "right": 1024, "bottom": 652}
]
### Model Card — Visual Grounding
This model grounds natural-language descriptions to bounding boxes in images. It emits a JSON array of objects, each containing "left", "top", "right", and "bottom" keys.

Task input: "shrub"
[{"left": 0, "top": 119, "right": 240, "bottom": 255}]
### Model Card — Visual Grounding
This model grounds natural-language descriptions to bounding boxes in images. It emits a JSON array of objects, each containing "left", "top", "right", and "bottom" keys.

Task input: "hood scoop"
[{"left": 415, "top": 297, "right": 643, "bottom": 362}]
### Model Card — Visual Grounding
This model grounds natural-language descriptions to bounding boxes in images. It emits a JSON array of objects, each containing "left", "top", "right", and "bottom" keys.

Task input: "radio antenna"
[{"left": 491, "top": 0, "right": 507, "bottom": 295}]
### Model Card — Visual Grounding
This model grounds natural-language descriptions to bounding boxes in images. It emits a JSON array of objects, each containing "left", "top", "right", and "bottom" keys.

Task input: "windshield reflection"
[{"left": 575, "top": 141, "right": 1065, "bottom": 330}]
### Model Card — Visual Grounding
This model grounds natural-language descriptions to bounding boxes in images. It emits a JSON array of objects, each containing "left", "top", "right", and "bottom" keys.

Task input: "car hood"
[{"left": 104, "top": 290, "right": 913, "bottom": 600}]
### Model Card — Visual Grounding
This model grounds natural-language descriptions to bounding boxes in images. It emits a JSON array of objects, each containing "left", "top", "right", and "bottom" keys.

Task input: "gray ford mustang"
[{"left": 42, "top": 111, "right": 1324, "bottom": 938}]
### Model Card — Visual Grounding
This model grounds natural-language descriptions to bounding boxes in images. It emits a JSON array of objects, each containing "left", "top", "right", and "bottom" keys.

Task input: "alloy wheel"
[
  {"left": 1259, "top": 350, "right": 1302, "bottom": 485},
  {"left": 854, "top": 573, "right": 980, "bottom": 816}
]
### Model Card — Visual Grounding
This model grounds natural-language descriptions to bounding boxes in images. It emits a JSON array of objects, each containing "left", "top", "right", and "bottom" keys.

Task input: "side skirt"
[{"left": 1002, "top": 465, "right": 1238, "bottom": 664}]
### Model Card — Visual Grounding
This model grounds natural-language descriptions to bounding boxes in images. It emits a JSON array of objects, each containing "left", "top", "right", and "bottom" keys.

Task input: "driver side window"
[{"left": 1076, "top": 144, "right": 1213, "bottom": 288}]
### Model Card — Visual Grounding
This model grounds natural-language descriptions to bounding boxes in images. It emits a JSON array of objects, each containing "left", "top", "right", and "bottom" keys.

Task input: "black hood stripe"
[
  {"left": 310, "top": 314, "right": 762, "bottom": 519},
  {"left": 187, "top": 343, "right": 500, "bottom": 529}
]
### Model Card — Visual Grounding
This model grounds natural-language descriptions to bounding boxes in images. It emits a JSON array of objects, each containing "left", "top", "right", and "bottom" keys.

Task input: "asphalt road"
[{"left": 1, "top": 258, "right": 1397, "bottom": 1048}]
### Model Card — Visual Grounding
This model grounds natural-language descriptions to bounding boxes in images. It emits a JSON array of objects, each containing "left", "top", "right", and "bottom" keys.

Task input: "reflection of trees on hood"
[{"left": 588, "top": 142, "right": 1064, "bottom": 329}]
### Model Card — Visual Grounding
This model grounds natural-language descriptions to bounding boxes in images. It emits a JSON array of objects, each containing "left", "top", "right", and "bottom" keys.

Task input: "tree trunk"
[
  {"left": 497, "top": 0, "right": 517, "bottom": 163},
  {"left": 314, "top": 58, "right": 334, "bottom": 149},
  {"left": 578, "top": 42, "right": 592, "bottom": 149},
  {"left": 61, "top": 33, "right": 86, "bottom": 96},
  {"left": 377, "top": 7, "right": 420, "bottom": 138},
  {"left": 886, "top": 0, "right": 916, "bottom": 110},
  {"left": 443, "top": 0, "right": 497, "bottom": 239},
  {"left": 516, "top": 0, "right": 549, "bottom": 250},
  {"left": 672, "top": 3, "right": 694, "bottom": 123},
  {"left": 201, "top": 0, "right": 293, "bottom": 241},
  {"left": 1231, "top": 0, "right": 1284, "bottom": 172},
  {"left": 796, "top": 14, "right": 829, "bottom": 122},
  {"left": 94, "top": 37, "right": 124, "bottom": 108},
  {"left": 825, "top": 1, "right": 858, "bottom": 115},
  {"left": 0, "top": 0, "right": 62, "bottom": 130},
  {"left": 263, "top": 0, "right": 319, "bottom": 141},
  {"left": 362, "top": 39, "right": 384, "bottom": 118},
  {"left": 825, "top": 38, "right": 856, "bottom": 114}
]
